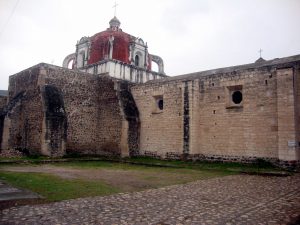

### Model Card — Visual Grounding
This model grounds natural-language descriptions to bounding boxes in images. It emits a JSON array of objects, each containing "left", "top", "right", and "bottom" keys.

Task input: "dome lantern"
[{"left": 109, "top": 16, "right": 121, "bottom": 31}]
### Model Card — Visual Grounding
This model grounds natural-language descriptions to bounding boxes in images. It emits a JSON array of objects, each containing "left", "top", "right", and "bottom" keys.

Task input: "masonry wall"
[
  {"left": 132, "top": 62, "right": 300, "bottom": 162},
  {"left": 276, "top": 67, "right": 299, "bottom": 161},
  {"left": 0, "top": 96, "right": 7, "bottom": 111},
  {"left": 131, "top": 81, "right": 183, "bottom": 157},
  {"left": 1, "top": 67, "right": 43, "bottom": 154},
  {"left": 193, "top": 68, "right": 279, "bottom": 159},
  {"left": 40, "top": 65, "right": 124, "bottom": 156},
  {"left": 0, "top": 96, "right": 8, "bottom": 148},
  {"left": 1, "top": 63, "right": 139, "bottom": 157},
  {"left": 295, "top": 66, "right": 300, "bottom": 161}
]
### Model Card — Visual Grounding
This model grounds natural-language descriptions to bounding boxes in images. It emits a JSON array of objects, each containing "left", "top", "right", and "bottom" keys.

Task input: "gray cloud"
[{"left": 0, "top": 0, "right": 299, "bottom": 89}]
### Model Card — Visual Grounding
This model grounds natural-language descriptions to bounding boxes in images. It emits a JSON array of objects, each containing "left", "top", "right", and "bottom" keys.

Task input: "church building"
[{"left": 0, "top": 17, "right": 299, "bottom": 168}]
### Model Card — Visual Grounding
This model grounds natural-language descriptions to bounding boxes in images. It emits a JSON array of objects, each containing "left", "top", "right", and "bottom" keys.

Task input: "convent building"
[{"left": 0, "top": 17, "right": 299, "bottom": 168}]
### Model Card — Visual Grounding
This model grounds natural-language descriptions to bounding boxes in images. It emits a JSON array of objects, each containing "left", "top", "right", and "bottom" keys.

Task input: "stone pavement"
[
  {"left": 0, "top": 174, "right": 299, "bottom": 225},
  {"left": 0, "top": 180, "right": 41, "bottom": 201}
]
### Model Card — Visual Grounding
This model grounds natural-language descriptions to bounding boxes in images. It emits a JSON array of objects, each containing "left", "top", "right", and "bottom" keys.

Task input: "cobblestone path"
[{"left": 1, "top": 174, "right": 299, "bottom": 225}]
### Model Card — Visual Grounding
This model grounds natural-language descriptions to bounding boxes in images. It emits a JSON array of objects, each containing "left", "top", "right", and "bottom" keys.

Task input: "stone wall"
[
  {"left": 131, "top": 58, "right": 300, "bottom": 163},
  {"left": 0, "top": 96, "right": 7, "bottom": 111},
  {"left": 131, "top": 80, "right": 184, "bottom": 157},
  {"left": 40, "top": 64, "right": 140, "bottom": 156},
  {"left": 40, "top": 84, "right": 67, "bottom": 157},
  {"left": 193, "top": 68, "right": 279, "bottom": 159},
  {"left": 0, "top": 63, "right": 139, "bottom": 157},
  {"left": 1, "top": 66, "right": 43, "bottom": 154},
  {"left": 0, "top": 95, "right": 7, "bottom": 151},
  {"left": 276, "top": 67, "right": 299, "bottom": 161},
  {"left": 39, "top": 65, "right": 123, "bottom": 156},
  {"left": 295, "top": 66, "right": 300, "bottom": 162},
  {"left": 1, "top": 55, "right": 299, "bottom": 164}
]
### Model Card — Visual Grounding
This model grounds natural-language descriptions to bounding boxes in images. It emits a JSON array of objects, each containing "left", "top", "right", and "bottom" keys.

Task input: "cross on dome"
[
  {"left": 259, "top": 48, "right": 263, "bottom": 58},
  {"left": 113, "top": 1, "right": 118, "bottom": 17},
  {"left": 109, "top": 1, "right": 120, "bottom": 30}
]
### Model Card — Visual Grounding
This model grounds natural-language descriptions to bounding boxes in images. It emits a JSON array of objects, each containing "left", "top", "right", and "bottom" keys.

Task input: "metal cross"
[
  {"left": 113, "top": 1, "right": 118, "bottom": 17},
  {"left": 258, "top": 48, "right": 263, "bottom": 58}
]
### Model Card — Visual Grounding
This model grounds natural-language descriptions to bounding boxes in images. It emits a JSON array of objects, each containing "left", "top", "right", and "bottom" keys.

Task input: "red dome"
[{"left": 88, "top": 30, "right": 133, "bottom": 65}]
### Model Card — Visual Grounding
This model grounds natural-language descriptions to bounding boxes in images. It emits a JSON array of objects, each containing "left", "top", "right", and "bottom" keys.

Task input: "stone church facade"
[{"left": 0, "top": 17, "right": 299, "bottom": 167}]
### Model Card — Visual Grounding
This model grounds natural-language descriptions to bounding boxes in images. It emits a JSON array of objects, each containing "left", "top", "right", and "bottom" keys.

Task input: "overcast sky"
[{"left": 0, "top": 0, "right": 299, "bottom": 90}]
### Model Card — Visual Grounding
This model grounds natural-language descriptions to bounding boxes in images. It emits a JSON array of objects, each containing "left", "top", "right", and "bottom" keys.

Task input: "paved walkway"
[
  {"left": 0, "top": 180, "right": 41, "bottom": 202},
  {"left": 0, "top": 174, "right": 299, "bottom": 225}
]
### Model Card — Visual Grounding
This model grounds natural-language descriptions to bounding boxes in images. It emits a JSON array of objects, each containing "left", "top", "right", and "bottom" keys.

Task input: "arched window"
[{"left": 135, "top": 55, "right": 139, "bottom": 67}]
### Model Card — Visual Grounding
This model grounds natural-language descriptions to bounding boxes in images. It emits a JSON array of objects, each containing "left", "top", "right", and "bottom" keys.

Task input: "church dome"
[
  {"left": 87, "top": 29, "right": 133, "bottom": 65},
  {"left": 76, "top": 17, "right": 152, "bottom": 71},
  {"left": 63, "top": 16, "right": 164, "bottom": 73}
]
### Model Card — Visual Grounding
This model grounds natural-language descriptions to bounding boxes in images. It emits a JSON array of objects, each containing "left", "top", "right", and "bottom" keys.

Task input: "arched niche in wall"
[
  {"left": 134, "top": 51, "right": 143, "bottom": 67},
  {"left": 135, "top": 55, "right": 140, "bottom": 67}
]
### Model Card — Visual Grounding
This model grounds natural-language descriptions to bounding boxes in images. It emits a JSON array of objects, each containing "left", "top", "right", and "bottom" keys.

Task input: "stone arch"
[
  {"left": 62, "top": 53, "right": 76, "bottom": 69},
  {"left": 150, "top": 54, "right": 165, "bottom": 74}
]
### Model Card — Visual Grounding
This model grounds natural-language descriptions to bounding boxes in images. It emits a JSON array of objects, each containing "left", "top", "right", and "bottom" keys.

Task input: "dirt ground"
[{"left": 0, "top": 164, "right": 211, "bottom": 192}]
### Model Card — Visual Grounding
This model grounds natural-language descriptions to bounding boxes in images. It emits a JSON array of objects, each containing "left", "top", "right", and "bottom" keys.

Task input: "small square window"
[
  {"left": 226, "top": 85, "right": 243, "bottom": 109},
  {"left": 232, "top": 90, "right": 243, "bottom": 104},
  {"left": 152, "top": 95, "right": 163, "bottom": 113},
  {"left": 157, "top": 98, "right": 163, "bottom": 110}
]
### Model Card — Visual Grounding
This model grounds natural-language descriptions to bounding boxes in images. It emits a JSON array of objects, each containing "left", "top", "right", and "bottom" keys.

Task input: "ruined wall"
[
  {"left": 117, "top": 82, "right": 140, "bottom": 156},
  {"left": 40, "top": 85, "right": 67, "bottom": 157},
  {"left": 0, "top": 96, "right": 7, "bottom": 111},
  {"left": 0, "top": 96, "right": 7, "bottom": 146},
  {"left": 1, "top": 67, "right": 43, "bottom": 154},
  {"left": 0, "top": 95, "right": 7, "bottom": 150},
  {"left": 39, "top": 65, "right": 124, "bottom": 156},
  {"left": 1, "top": 63, "right": 139, "bottom": 157}
]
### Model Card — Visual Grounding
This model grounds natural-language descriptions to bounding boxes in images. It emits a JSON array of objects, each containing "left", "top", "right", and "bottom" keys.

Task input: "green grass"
[
  {"left": 0, "top": 157, "right": 286, "bottom": 204},
  {"left": 0, "top": 172, "right": 119, "bottom": 202},
  {"left": 0, "top": 161, "right": 235, "bottom": 202},
  {"left": 0, "top": 154, "right": 284, "bottom": 174},
  {"left": 124, "top": 156, "right": 282, "bottom": 173},
  {"left": 53, "top": 160, "right": 238, "bottom": 174}
]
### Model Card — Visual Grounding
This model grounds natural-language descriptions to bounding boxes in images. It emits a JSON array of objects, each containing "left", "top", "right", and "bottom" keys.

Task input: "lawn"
[
  {"left": 0, "top": 156, "right": 287, "bottom": 204},
  {"left": 0, "top": 160, "right": 236, "bottom": 203},
  {"left": 0, "top": 172, "right": 119, "bottom": 202}
]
